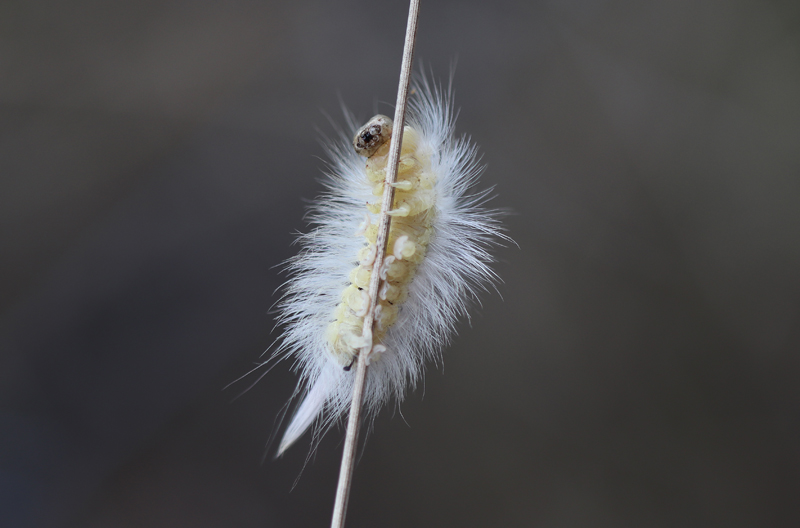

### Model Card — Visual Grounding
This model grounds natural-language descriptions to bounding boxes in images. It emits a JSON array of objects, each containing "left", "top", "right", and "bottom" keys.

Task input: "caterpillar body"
[
  {"left": 275, "top": 74, "right": 504, "bottom": 455},
  {"left": 328, "top": 116, "right": 435, "bottom": 368}
]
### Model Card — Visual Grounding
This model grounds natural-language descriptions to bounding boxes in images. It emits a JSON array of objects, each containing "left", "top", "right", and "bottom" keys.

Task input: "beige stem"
[{"left": 329, "top": 1, "right": 421, "bottom": 528}]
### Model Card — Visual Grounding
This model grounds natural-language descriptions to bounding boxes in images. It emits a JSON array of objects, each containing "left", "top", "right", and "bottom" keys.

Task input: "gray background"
[{"left": 2, "top": 0, "right": 799, "bottom": 526}]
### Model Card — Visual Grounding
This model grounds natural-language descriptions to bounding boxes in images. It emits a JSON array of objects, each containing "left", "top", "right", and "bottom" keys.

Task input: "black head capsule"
[{"left": 353, "top": 115, "right": 393, "bottom": 158}]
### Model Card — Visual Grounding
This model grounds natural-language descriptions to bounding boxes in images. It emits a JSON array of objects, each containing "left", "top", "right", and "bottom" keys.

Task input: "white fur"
[{"left": 273, "top": 73, "right": 505, "bottom": 455}]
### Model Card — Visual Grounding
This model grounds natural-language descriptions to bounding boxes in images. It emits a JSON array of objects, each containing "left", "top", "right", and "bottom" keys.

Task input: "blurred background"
[{"left": 2, "top": 0, "right": 799, "bottom": 526}]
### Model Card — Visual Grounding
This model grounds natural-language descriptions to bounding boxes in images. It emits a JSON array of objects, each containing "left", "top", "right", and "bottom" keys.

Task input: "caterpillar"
[{"left": 274, "top": 73, "right": 504, "bottom": 455}]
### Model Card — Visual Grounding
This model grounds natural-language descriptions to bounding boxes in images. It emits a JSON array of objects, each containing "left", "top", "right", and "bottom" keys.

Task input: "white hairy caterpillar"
[{"left": 274, "top": 73, "right": 505, "bottom": 455}]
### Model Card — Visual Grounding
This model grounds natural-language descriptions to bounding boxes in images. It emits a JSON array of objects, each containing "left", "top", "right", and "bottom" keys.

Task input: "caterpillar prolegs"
[{"left": 275, "top": 74, "right": 504, "bottom": 454}]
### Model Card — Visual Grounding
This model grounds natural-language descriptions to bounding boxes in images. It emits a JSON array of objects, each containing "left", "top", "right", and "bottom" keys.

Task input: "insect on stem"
[{"left": 329, "top": 1, "right": 421, "bottom": 527}]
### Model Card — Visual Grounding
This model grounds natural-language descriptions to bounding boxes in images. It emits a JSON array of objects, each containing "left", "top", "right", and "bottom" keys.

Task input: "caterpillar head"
[{"left": 353, "top": 114, "right": 393, "bottom": 158}]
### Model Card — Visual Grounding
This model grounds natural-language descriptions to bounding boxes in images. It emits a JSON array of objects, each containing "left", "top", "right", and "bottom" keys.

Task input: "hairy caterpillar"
[{"left": 274, "top": 73, "right": 504, "bottom": 455}]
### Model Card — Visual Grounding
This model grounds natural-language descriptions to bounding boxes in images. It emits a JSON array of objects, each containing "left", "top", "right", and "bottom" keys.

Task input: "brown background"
[{"left": 2, "top": 0, "right": 799, "bottom": 526}]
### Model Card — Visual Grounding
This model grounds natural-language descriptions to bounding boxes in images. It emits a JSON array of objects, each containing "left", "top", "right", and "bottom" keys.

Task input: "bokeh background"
[{"left": 2, "top": 0, "right": 799, "bottom": 526}]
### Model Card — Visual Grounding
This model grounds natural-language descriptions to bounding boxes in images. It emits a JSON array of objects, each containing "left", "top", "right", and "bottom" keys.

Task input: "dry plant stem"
[{"left": 329, "top": 1, "right": 421, "bottom": 527}]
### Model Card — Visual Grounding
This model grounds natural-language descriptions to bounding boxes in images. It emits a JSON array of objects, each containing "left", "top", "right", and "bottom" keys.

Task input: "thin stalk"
[{"left": 329, "top": 1, "right": 421, "bottom": 527}]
